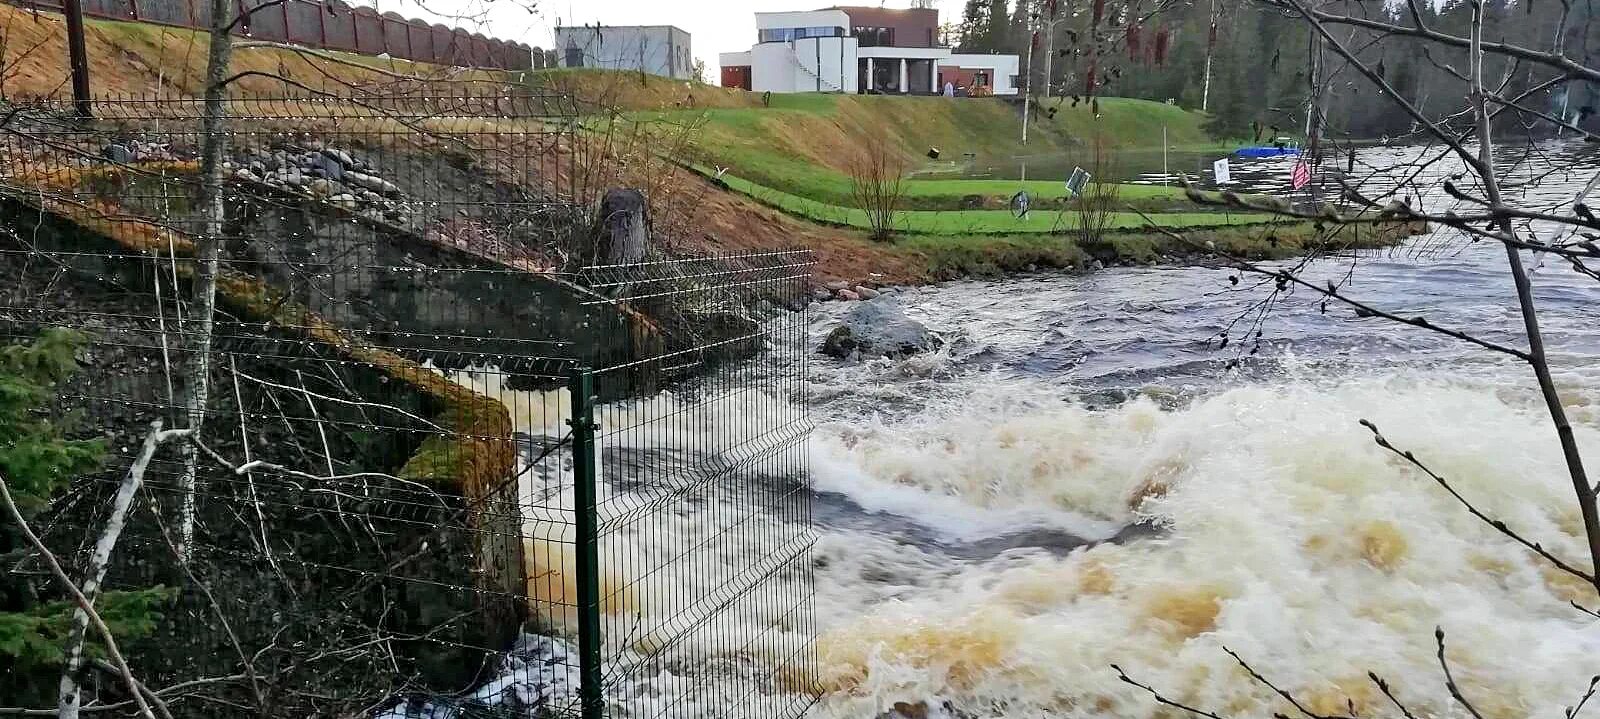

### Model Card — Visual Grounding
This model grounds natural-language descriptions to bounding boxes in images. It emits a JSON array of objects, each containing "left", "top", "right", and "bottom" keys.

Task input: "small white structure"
[
  {"left": 944, "top": 53, "right": 1022, "bottom": 96},
  {"left": 555, "top": 25, "right": 695, "bottom": 80},
  {"left": 718, "top": 6, "right": 1019, "bottom": 96}
]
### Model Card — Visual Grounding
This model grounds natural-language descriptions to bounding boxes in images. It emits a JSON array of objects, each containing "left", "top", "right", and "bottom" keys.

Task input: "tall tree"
[
  {"left": 986, "top": 0, "right": 1014, "bottom": 51},
  {"left": 957, "top": 0, "right": 991, "bottom": 51}
]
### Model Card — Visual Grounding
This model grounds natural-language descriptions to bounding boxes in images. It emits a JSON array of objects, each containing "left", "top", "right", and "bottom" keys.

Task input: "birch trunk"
[
  {"left": 176, "top": 0, "right": 235, "bottom": 562},
  {"left": 56, "top": 422, "right": 170, "bottom": 719}
]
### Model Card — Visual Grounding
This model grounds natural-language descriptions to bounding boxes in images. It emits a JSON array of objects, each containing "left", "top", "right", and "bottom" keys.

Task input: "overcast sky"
[{"left": 362, "top": 0, "right": 970, "bottom": 82}]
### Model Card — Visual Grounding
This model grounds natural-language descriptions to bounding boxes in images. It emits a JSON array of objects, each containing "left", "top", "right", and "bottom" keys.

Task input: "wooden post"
[{"left": 62, "top": 0, "right": 92, "bottom": 117}]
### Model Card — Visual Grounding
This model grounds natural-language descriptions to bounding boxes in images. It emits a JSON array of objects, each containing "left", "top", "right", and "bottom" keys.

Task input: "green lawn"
[
  {"left": 656, "top": 92, "right": 1242, "bottom": 206},
  {"left": 901, "top": 178, "right": 1188, "bottom": 200},
  {"left": 713, "top": 171, "right": 1278, "bottom": 235},
  {"left": 690, "top": 151, "right": 1205, "bottom": 211}
]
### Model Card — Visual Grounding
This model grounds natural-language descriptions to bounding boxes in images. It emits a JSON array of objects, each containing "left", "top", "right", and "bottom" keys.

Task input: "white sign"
[
  {"left": 1213, "top": 158, "right": 1232, "bottom": 185},
  {"left": 1065, "top": 167, "right": 1091, "bottom": 197}
]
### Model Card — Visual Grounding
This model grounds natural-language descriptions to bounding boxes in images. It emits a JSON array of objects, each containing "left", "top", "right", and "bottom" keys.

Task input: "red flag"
[{"left": 1291, "top": 160, "right": 1312, "bottom": 190}]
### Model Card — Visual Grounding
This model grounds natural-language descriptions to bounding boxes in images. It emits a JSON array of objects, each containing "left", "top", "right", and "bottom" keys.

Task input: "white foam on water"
[
  {"left": 431, "top": 356, "right": 1600, "bottom": 719},
  {"left": 807, "top": 372, "right": 1600, "bottom": 718},
  {"left": 435, "top": 364, "right": 816, "bottom": 712}
]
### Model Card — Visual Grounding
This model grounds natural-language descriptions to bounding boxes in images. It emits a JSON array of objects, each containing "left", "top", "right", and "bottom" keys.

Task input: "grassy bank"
[
  {"left": 669, "top": 93, "right": 1226, "bottom": 202},
  {"left": 904, "top": 220, "right": 1421, "bottom": 280},
  {"left": 709, "top": 170, "right": 1277, "bottom": 235}
]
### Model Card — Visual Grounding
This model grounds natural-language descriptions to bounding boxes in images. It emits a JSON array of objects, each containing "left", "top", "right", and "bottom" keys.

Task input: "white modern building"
[
  {"left": 718, "top": 6, "right": 1019, "bottom": 96},
  {"left": 555, "top": 25, "right": 695, "bottom": 80}
]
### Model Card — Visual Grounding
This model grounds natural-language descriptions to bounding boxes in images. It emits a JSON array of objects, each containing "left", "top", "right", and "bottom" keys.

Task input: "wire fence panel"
[
  {"left": 574, "top": 253, "right": 817, "bottom": 719},
  {"left": 0, "top": 90, "right": 814, "bottom": 718}
]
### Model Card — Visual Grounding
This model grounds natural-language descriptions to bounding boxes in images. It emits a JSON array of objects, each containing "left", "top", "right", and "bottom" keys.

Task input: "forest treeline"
[{"left": 949, "top": 0, "right": 1594, "bottom": 140}]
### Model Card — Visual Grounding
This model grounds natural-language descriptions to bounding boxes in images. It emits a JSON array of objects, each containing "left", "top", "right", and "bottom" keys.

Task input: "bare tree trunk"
[
  {"left": 1470, "top": 0, "right": 1600, "bottom": 592},
  {"left": 58, "top": 422, "right": 174, "bottom": 719},
  {"left": 176, "top": 0, "right": 236, "bottom": 562}
]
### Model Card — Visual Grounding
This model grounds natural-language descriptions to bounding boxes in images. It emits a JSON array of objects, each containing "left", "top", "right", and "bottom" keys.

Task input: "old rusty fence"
[
  {"left": 0, "top": 90, "right": 815, "bottom": 718},
  {"left": 6, "top": 0, "right": 538, "bottom": 69}
]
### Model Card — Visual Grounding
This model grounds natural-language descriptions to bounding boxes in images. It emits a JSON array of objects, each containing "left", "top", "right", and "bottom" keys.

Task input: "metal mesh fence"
[{"left": 0, "top": 90, "right": 814, "bottom": 718}]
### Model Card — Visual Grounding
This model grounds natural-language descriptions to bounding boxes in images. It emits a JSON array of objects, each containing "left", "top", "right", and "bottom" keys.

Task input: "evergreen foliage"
[
  {"left": 0, "top": 329, "right": 173, "bottom": 707},
  {"left": 951, "top": 0, "right": 1588, "bottom": 141}
]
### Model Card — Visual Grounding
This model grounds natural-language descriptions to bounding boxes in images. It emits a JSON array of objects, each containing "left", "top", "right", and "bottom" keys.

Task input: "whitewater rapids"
[
  {"left": 806, "top": 371, "right": 1600, "bottom": 718},
  {"left": 451, "top": 358, "right": 1600, "bottom": 718}
]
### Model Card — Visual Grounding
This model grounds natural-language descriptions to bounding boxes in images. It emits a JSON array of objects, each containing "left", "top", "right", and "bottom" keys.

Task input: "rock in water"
[
  {"left": 820, "top": 298, "right": 942, "bottom": 359},
  {"left": 854, "top": 285, "right": 881, "bottom": 300},
  {"left": 101, "top": 144, "right": 131, "bottom": 163},
  {"left": 373, "top": 634, "right": 578, "bottom": 718}
]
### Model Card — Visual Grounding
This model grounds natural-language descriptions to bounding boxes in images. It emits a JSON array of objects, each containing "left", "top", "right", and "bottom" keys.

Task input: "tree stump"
[{"left": 596, "top": 189, "right": 648, "bottom": 265}]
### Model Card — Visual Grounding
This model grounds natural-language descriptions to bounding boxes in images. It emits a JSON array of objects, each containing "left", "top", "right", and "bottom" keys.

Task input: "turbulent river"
[
  {"left": 800, "top": 141, "right": 1600, "bottom": 718},
  {"left": 460, "top": 141, "right": 1600, "bottom": 718}
]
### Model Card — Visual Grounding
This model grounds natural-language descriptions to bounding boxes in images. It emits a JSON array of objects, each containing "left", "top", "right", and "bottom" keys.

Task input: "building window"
[
  {"left": 852, "top": 26, "right": 893, "bottom": 47},
  {"left": 975, "top": 72, "right": 988, "bottom": 86},
  {"left": 564, "top": 44, "right": 583, "bottom": 68},
  {"left": 760, "top": 26, "right": 844, "bottom": 43}
]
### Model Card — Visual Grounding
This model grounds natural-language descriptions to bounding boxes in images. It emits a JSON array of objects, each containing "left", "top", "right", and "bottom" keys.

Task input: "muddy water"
[{"left": 800, "top": 141, "right": 1600, "bottom": 718}]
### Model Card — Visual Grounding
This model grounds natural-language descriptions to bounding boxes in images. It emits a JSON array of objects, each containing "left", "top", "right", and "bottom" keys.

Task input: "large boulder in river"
[{"left": 821, "top": 298, "right": 942, "bottom": 359}]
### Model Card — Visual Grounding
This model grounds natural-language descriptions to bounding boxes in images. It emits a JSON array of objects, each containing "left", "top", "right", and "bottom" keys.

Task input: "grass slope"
[{"left": 654, "top": 92, "right": 1229, "bottom": 210}]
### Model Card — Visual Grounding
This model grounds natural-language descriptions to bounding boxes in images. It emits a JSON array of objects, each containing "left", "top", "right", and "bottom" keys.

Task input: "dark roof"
[{"left": 554, "top": 24, "right": 690, "bottom": 36}]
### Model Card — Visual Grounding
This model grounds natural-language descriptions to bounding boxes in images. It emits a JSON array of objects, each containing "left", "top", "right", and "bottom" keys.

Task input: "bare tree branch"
[
  {"left": 1133, "top": 210, "right": 1534, "bottom": 361},
  {"left": 1361, "top": 418, "right": 1596, "bottom": 585},
  {"left": 0, "top": 477, "right": 157, "bottom": 719},
  {"left": 1567, "top": 675, "right": 1600, "bottom": 719},
  {"left": 1367, "top": 672, "right": 1420, "bottom": 719},
  {"left": 1435, "top": 627, "right": 1486, "bottom": 719},
  {"left": 1112, "top": 664, "right": 1231, "bottom": 719},
  {"left": 1467, "top": 0, "right": 1600, "bottom": 595},
  {"left": 1223, "top": 647, "right": 1353, "bottom": 719}
]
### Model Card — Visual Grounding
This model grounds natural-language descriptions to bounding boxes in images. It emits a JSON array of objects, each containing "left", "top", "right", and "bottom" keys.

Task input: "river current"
[
  {"left": 457, "top": 140, "right": 1600, "bottom": 718},
  {"left": 802, "top": 140, "right": 1600, "bottom": 718}
]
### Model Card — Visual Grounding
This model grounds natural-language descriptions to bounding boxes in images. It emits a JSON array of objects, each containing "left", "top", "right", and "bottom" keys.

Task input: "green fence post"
[{"left": 567, "top": 367, "right": 604, "bottom": 719}]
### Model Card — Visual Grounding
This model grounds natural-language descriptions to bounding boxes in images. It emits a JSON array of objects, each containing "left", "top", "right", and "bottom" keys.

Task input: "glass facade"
[
  {"left": 852, "top": 26, "right": 894, "bottom": 47},
  {"left": 759, "top": 26, "right": 845, "bottom": 42}
]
